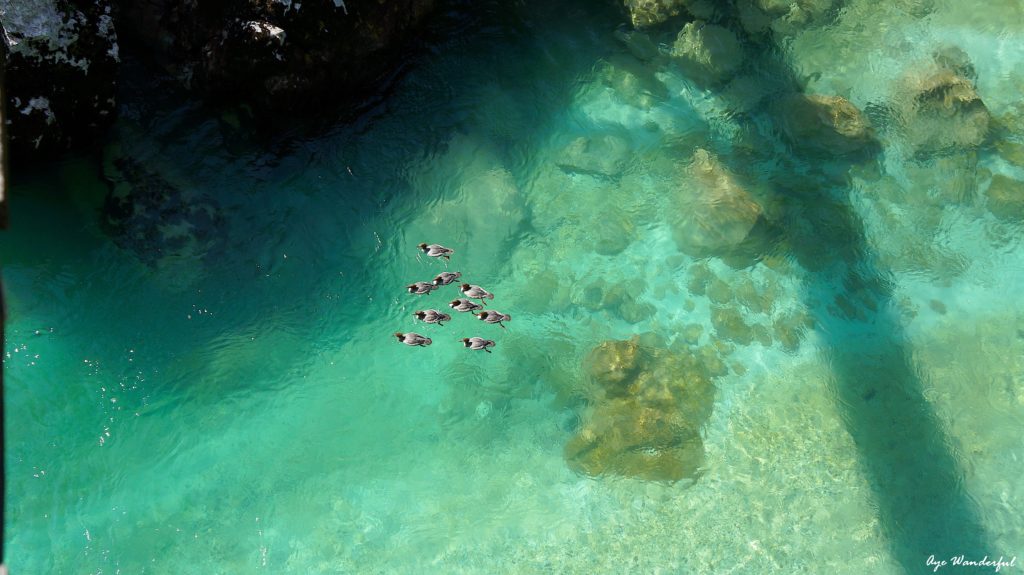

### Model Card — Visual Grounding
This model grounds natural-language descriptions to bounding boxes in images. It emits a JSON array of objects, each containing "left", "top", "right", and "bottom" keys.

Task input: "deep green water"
[{"left": 4, "top": 1, "right": 1024, "bottom": 573}]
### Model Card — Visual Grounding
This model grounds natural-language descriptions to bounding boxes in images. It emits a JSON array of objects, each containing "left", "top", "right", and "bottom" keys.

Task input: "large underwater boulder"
[
  {"left": 1, "top": 0, "right": 120, "bottom": 162},
  {"left": 735, "top": 0, "right": 837, "bottom": 38},
  {"left": 671, "top": 148, "right": 764, "bottom": 257},
  {"left": 670, "top": 21, "right": 744, "bottom": 86},
  {"left": 115, "top": 0, "right": 436, "bottom": 116},
  {"left": 985, "top": 175, "right": 1024, "bottom": 221},
  {"left": 892, "top": 54, "right": 987, "bottom": 156},
  {"left": 566, "top": 336, "right": 719, "bottom": 482},
  {"left": 774, "top": 93, "right": 877, "bottom": 157}
]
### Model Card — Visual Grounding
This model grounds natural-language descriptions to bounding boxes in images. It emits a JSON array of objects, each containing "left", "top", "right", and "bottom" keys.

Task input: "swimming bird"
[
  {"left": 414, "top": 309, "right": 452, "bottom": 326},
  {"left": 395, "top": 332, "right": 432, "bottom": 347},
  {"left": 419, "top": 243, "right": 454, "bottom": 260},
  {"left": 460, "top": 283, "right": 494, "bottom": 301},
  {"left": 432, "top": 271, "right": 462, "bottom": 286},
  {"left": 475, "top": 310, "right": 511, "bottom": 329},
  {"left": 407, "top": 281, "right": 438, "bottom": 295},
  {"left": 461, "top": 337, "right": 496, "bottom": 353},
  {"left": 449, "top": 298, "right": 484, "bottom": 312}
]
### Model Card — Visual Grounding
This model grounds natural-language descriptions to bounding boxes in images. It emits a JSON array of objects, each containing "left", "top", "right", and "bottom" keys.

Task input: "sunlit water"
[{"left": 4, "top": 1, "right": 1024, "bottom": 573}]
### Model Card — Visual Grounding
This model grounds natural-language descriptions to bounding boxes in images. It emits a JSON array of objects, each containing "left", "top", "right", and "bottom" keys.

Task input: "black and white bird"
[
  {"left": 449, "top": 298, "right": 484, "bottom": 312},
  {"left": 407, "top": 281, "right": 438, "bottom": 295},
  {"left": 460, "top": 283, "right": 494, "bottom": 301},
  {"left": 432, "top": 271, "right": 462, "bottom": 286},
  {"left": 395, "top": 332, "right": 432, "bottom": 347},
  {"left": 413, "top": 309, "right": 451, "bottom": 326},
  {"left": 475, "top": 310, "right": 511, "bottom": 329},
  {"left": 418, "top": 243, "right": 454, "bottom": 260},
  {"left": 461, "top": 337, "right": 496, "bottom": 353}
]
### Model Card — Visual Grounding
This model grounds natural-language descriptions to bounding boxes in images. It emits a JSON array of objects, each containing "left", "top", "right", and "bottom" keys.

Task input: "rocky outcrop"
[
  {"left": 2, "top": 0, "right": 436, "bottom": 161},
  {"left": 1, "top": 0, "right": 119, "bottom": 162},
  {"left": 115, "top": 0, "right": 436, "bottom": 117}
]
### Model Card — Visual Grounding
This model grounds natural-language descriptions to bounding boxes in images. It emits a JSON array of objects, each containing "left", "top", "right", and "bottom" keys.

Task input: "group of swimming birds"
[{"left": 394, "top": 243, "right": 512, "bottom": 353}]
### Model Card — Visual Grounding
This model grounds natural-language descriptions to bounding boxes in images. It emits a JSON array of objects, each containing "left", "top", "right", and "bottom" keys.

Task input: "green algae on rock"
[{"left": 567, "top": 337, "right": 719, "bottom": 481}]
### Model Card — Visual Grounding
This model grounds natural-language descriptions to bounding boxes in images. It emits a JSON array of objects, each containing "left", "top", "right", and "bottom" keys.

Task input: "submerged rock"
[
  {"left": 736, "top": 0, "right": 837, "bottom": 38},
  {"left": 985, "top": 175, "right": 1024, "bottom": 221},
  {"left": 595, "top": 54, "right": 670, "bottom": 110},
  {"left": 671, "top": 149, "right": 764, "bottom": 257},
  {"left": 567, "top": 337, "right": 719, "bottom": 481},
  {"left": 774, "top": 94, "right": 877, "bottom": 157},
  {"left": 102, "top": 153, "right": 226, "bottom": 266},
  {"left": 670, "top": 22, "right": 744, "bottom": 86},
  {"left": 896, "top": 68, "right": 990, "bottom": 156},
  {"left": 623, "top": 0, "right": 717, "bottom": 28},
  {"left": 556, "top": 134, "right": 633, "bottom": 178},
  {"left": 2, "top": 0, "right": 119, "bottom": 161}
]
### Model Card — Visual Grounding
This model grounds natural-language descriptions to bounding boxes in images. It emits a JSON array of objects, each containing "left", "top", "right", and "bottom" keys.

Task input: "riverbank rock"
[
  {"left": 671, "top": 148, "right": 764, "bottom": 257},
  {"left": 115, "top": 0, "right": 436, "bottom": 117},
  {"left": 566, "top": 337, "right": 718, "bottom": 481},
  {"left": 774, "top": 94, "right": 877, "bottom": 157},
  {"left": 670, "top": 21, "right": 744, "bottom": 86},
  {"left": 2, "top": 0, "right": 119, "bottom": 162}
]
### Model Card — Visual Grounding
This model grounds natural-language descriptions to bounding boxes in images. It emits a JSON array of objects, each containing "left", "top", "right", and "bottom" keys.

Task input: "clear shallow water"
[{"left": 3, "top": 1, "right": 1024, "bottom": 573}]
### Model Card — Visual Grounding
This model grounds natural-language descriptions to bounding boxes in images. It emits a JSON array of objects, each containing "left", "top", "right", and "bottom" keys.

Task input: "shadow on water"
[
  {"left": 759, "top": 110, "right": 988, "bottom": 575},
  {"left": 696, "top": 17, "right": 994, "bottom": 570}
]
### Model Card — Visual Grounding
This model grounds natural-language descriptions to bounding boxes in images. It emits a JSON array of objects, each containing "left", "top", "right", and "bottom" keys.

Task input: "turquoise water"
[{"left": 4, "top": 1, "right": 1024, "bottom": 573}]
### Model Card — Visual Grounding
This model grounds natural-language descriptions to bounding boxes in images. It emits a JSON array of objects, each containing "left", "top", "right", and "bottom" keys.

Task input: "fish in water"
[
  {"left": 460, "top": 283, "right": 494, "bottom": 300},
  {"left": 395, "top": 332, "right": 432, "bottom": 347},
  {"left": 419, "top": 243, "right": 454, "bottom": 260},
  {"left": 432, "top": 271, "right": 462, "bottom": 286},
  {"left": 414, "top": 309, "right": 452, "bottom": 325},
  {"left": 450, "top": 298, "right": 484, "bottom": 312},
  {"left": 461, "top": 337, "right": 496, "bottom": 353},
  {"left": 475, "top": 310, "right": 511, "bottom": 329},
  {"left": 407, "top": 281, "right": 438, "bottom": 295}
]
